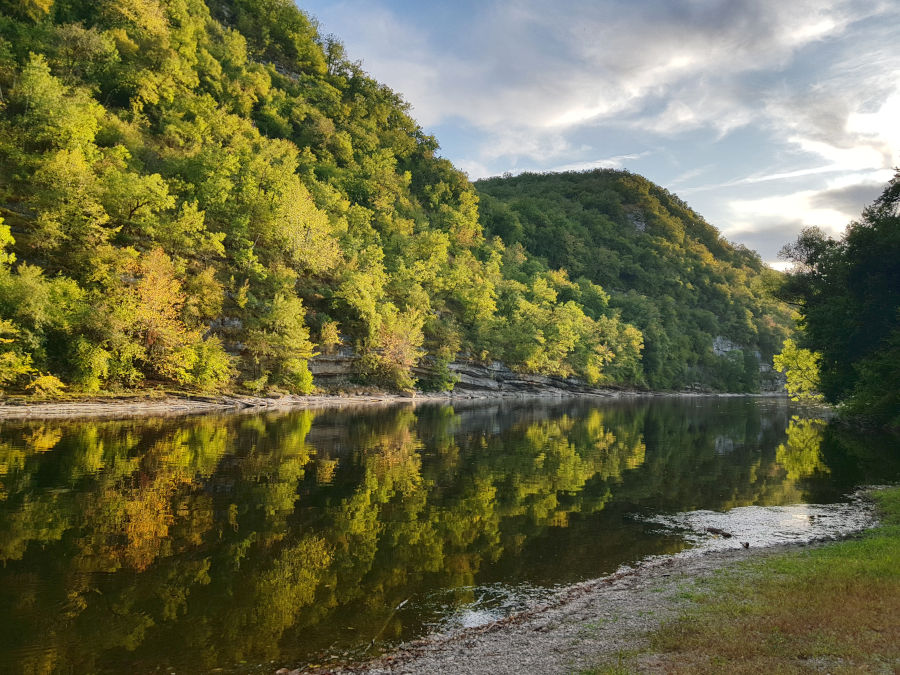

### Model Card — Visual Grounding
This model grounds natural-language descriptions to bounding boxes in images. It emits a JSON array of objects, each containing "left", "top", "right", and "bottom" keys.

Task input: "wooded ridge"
[{"left": 0, "top": 0, "right": 792, "bottom": 397}]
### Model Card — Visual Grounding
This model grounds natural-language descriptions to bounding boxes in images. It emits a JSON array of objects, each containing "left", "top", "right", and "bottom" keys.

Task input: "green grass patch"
[
  {"left": 589, "top": 487, "right": 900, "bottom": 674},
  {"left": 646, "top": 487, "right": 900, "bottom": 673}
]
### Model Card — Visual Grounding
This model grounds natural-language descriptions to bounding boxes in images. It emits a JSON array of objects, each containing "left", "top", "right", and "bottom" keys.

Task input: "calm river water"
[{"left": 0, "top": 397, "right": 897, "bottom": 672}]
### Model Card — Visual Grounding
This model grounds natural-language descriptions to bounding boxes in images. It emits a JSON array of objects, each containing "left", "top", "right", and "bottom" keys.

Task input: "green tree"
[
  {"left": 773, "top": 339, "right": 823, "bottom": 402},
  {"left": 0, "top": 0, "right": 789, "bottom": 399},
  {"left": 778, "top": 172, "right": 900, "bottom": 426}
]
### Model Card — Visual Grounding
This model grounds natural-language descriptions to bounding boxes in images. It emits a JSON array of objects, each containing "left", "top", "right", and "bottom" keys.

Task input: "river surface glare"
[{"left": 0, "top": 397, "right": 897, "bottom": 672}]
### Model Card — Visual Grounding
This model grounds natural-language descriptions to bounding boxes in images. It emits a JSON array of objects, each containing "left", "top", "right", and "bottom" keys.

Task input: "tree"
[
  {"left": 778, "top": 171, "right": 900, "bottom": 425},
  {"left": 0, "top": 0, "right": 790, "bottom": 398},
  {"left": 362, "top": 303, "right": 425, "bottom": 390},
  {"left": 773, "top": 339, "right": 823, "bottom": 403}
]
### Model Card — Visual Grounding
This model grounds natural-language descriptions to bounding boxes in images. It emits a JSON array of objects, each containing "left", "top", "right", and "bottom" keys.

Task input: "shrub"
[
  {"left": 71, "top": 337, "right": 110, "bottom": 393},
  {"left": 26, "top": 374, "right": 66, "bottom": 397},
  {"left": 281, "top": 357, "right": 314, "bottom": 394},
  {"left": 319, "top": 320, "right": 341, "bottom": 354},
  {"left": 186, "top": 337, "right": 234, "bottom": 391}
]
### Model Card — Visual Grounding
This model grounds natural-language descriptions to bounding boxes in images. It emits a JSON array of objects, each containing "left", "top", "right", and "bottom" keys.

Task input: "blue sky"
[{"left": 298, "top": 0, "right": 900, "bottom": 265}]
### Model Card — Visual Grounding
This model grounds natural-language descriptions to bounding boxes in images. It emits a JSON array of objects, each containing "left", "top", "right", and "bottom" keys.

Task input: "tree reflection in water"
[{"left": 0, "top": 398, "right": 896, "bottom": 672}]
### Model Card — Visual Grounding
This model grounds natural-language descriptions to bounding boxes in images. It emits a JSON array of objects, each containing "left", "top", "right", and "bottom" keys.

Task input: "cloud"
[
  {"left": 680, "top": 165, "right": 851, "bottom": 195},
  {"left": 725, "top": 221, "right": 807, "bottom": 262},
  {"left": 550, "top": 151, "right": 651, "bottom": 173},
  {"left": 305, "top": 0, "right": 900, "bottom": 258},
  {"left": 729, "top": 190, "right": 851, "bottom": 234},
  {"left": 314, "top": 0, "right": 895, "bottom": 139},
  {"left": 478, "top": 126, "right": 574, "bottom": 165},
  {"left": 454, "top": 158, "right": 492, "bottom": 181},
  {"left": 810, "top": 181, "right": 885, "bottom": 213}
]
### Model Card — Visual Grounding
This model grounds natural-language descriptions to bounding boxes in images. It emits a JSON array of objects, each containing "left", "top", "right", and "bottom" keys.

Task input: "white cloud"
[
  {"left": 726, "top": 168, "right": 891, "bottom": 238},
  {"left": 306, "top": 0, "right": 900, "bottom": 256},
  {"left": 316, "top": 0, "right": 892, "bottom": 139},
  {"left": 551, "top": 152, "right": 651, "bottom": 173},
  {"left": 455, "top": 158, "right": 492, "bottom": 181},
  {"left": 729, "top": 191, "right": 850, "bottom": 235},
  {"left": 681, "top": 165, "right": 870, "bottom": 195},
  {"left": 845, "top": 89, "right": 900, "bottom": 166}
]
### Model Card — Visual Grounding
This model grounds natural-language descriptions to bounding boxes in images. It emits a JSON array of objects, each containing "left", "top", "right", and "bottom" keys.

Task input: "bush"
[
  {"left": 71, "top": 337, "right": 110, "bottom": 393},
  {"left": 281, "top": 357, "right": 314, "bottom": 394},
  {"left": 186, "top": 337, "right": 234, "bottom": 391},
  {"left": 319, "top": 320, "right": 341, "bottom": 354},
  {"left": 26, "top": 374, "right": 66, "bottom": 397},
  {"left": 0, "top": 350, "right": 34, "bottom": 391}
]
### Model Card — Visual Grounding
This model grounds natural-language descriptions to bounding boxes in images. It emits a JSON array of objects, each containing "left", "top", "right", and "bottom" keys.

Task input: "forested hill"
[
  {"left": 0, "top": 0, "right": 789, "bottom": 397},
  {"left": 477, "top": 171, "right": 793, "bottom": 389}
]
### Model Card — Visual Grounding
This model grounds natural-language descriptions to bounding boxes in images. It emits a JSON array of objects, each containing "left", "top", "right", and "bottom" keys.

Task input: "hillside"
[
  {"left": 0, "top": 0, "right": 790, "bottom": 396},
  {"left": 477, "top": 171, "right": 793, "bottom": 389}
]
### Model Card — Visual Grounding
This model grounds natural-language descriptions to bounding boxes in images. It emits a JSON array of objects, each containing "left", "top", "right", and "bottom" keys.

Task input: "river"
[{"left": 0, "top": 397, "right": 897, "bottom": 672}]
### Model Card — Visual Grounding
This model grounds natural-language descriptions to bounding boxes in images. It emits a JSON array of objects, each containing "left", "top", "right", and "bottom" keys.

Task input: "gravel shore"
[
  {"left": 322, "top": 541, "right": 838, "bottom": 675},
  {"left": 0, "top": 389, "right": 646, "bottom": 420},
  {"left": 0, "top": 389, "right": 785, "bottom": 421},
  {"left": 0, "top": 393, "right": 434, "bottom": 419}
]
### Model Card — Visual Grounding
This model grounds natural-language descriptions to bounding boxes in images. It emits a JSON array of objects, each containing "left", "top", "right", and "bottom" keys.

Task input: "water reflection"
[
  {"left": 0, "top": 398, "right": 897, "bottom": 673},
  {"left": 777, "top": 416, "right": 829, "bottom": 480}
]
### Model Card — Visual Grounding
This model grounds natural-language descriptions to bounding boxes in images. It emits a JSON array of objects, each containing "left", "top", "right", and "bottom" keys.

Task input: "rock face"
[
  {"left": 307, "top": 349, "right": 358, "bottom": 384},
  {"left": 712, "top": 335, "right": 743, "bottom": 357},
  {"left": 440, "top": 361, "right": 609, "bottom": 396},
  {"left": 306, "top": 350, "right": 788, "bottom": 397},
  {"left": 308, "top": 352, "right": 623, "bottom": 397}
]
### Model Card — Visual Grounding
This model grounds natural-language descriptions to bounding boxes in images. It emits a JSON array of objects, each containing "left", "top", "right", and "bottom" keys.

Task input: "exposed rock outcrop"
[
  {"left": 441, "top": 361, "right": 614, "bottom": 396},
  {"left": 308, "top": 351, "right": 627, "bottom": 397}
]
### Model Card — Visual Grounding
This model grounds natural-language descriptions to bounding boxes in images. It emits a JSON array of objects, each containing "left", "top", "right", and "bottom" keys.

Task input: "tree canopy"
[
  {"left": 476, "top": 171, "right": 793, "bottom": 390},
  {"left": 0, "top": 0, "right": 791, "bottom": 395},
  {"left": 778, "top": 172, "right": 900, "bottom": 427}
]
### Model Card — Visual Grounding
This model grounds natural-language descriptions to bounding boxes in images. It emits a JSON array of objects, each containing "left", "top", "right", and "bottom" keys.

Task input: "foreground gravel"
[{"left": 316, "top": 540, "right": 850, "bottom": 675}]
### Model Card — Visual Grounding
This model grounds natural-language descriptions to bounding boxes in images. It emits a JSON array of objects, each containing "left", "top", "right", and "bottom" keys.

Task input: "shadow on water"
[{"left": 0, "top": 397, "right": 897, "bottom": 672}]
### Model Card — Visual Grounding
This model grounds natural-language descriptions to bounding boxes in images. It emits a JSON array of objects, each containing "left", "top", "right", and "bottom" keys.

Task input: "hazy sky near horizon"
[{"left": 299, "top": 0, "right": 900, "bottom": 265}]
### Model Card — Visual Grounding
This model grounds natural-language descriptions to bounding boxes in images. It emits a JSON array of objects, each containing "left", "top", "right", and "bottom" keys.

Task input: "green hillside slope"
[
  {"left": 0, "top": 0, "right": 790, "bottom": 396},
  {"left": 477, "top": 171, "right": 793, "bottom": 389}
]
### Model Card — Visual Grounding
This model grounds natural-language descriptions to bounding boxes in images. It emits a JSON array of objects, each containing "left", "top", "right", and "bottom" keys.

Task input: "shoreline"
[
  {"left": 0, "top": 389, "right": 788, "bottom": 421},
  {"left": 321, "top": 536, "right": 870, "bottom": 675},
  {"left": 304, "top": 490, "right": 881, "bottom": 675}
]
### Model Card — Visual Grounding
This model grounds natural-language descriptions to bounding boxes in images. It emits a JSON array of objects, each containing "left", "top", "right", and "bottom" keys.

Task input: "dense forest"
[
  {"left": 476, "top": 171, "right": 793, "bottom": 389},
  {"left": 0, "top": 0, "right": 791, "bottom": 396},
  {"left": 778, "top": 172, "right": 900, "bottom": 428}
]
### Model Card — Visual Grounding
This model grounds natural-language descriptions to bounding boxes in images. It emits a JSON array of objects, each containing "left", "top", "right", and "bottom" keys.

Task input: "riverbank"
[
  {"left": 0, "top": 388, "right": 789, "bottom": 420},
  {"left": 631, "top": 485, "right": 899, "bottom": 674},
  {"left": 0, "top": 351, "right": 788, "bottom": 421},
  {"left": 315, "top": 487, "right": 897, "bottom": 675},
  {"left": 0, "top": 389, "right": 630, "bottom": 420}
]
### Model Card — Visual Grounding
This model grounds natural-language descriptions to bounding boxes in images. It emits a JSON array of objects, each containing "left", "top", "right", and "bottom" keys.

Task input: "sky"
[{"left": 298, "top": 0, "right": 900, "bottom": 266}]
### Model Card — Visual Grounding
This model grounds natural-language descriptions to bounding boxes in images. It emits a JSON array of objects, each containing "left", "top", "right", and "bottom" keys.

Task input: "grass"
[{"left": 590, "top": 487, "right": 900, "bottom": 674}]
